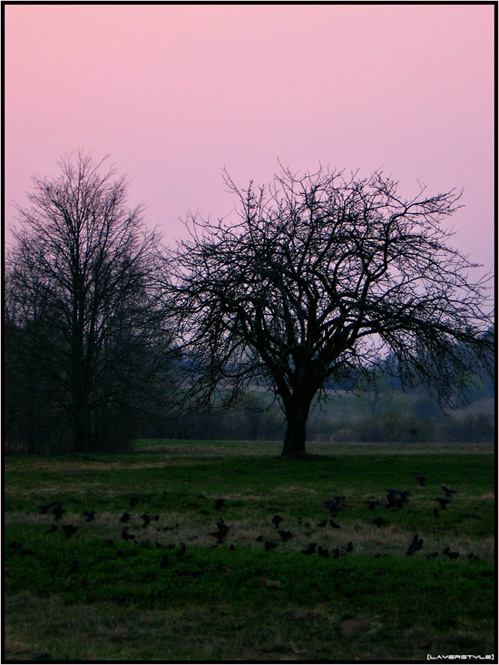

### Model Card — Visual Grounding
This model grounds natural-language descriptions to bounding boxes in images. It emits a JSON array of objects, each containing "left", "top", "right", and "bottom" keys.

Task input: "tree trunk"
[{"left": 281, "top": 396, "right": 312, "bottom": 456}]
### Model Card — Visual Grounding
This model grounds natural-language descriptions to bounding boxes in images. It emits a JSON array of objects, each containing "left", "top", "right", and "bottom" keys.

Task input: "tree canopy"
[
  {"left": 5, "top": 151, "right": 173, "bottom": 453},
  {"left": 168, "top": 166, "right": 493, "bottom": 455}
]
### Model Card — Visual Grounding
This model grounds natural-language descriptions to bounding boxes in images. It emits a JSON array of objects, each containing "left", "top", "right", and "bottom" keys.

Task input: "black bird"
[
  {"left": 333, "top": 548, "right": 340, "bottom": 559},
  {"left": 129, "top": 496, "right": 139, "bottom": 507},
  {"left": 176, "top": 543, "right": 186, "bottom": 556},
  {"left": 121, "top": 527, "right": 135, "bottom": 541},
  {"left": 264, "top": 541, "right": 278, "bottom": 552},
  {"left": 385, "top": 489, "right": 411, "bottom": 510},
  {"left": 374, "top": 516, "right": 388, "bottom": 527},
  {"left": 406, "top": 534, "right": 424, "bottom": 556},
  {"left": 120, "top": 511, "right": 131, "bottom": 523},
  {"left": 301, "top": 543, "right": 317, "bottom": 555},
  {"left": 209, "top": 520, "right": 231, "bottom": 543},
  {"left": 52, "top": 505, "right": 65, "bottom": 521},
  {"left": 140, "top": 513, "right": 152, "bottom": 528},
  {"left": 345, "top": 541, "right": 353, "bottom": 553},
  {"left": 433, "top": 497, "right": 451, "bottom": 510},
  {"left": 272, "top": 514, "right": 283, "bottom": 528},
  {"left": 68, "top": 560, "right": 79, "bottom": 574},
  {"left": 160, "top": 554, "right": 169, "bottom": 568},
  {"left": 316, "top": 520, "right": 327, "bottom": 528},
  {"left": 61, "top": 524, "right": 78, "bottom": 538},
  {"left": 440, "top": 485, "right": 457, "bottom": 498},
  {"left": 443, "top": 546, "right": 459, "bottom": 559},
  {"left": 256, "top": 535, "right": 264, "bottom": 542},
  {"left": 278, "top": 529, "right": 293, "bottom": 542},
  {"left": 413, "top": 475, "right": 428, "bottom": 487},
  {"left": 322, "top": 496, "right": 345, "bottom": 516},
  {"left": 317, "top": 545, "right": 329, "bottom": 558},
  {"left": 214, "top": 499, "right": 225, "bottom": 510},
  {"left": 329, "top": 521, "right": 341, "bottom": 529},
  {"left": 39, "top": 501, "right": 62, "bottom": 515},
  {"left": 82, "top": 510, "right": 96, "bottom": 522},
  {"left": 362, "top": 500, "right": 381, "bottom": 511}
]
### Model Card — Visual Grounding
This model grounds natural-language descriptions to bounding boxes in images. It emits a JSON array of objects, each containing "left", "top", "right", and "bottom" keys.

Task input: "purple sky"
[{"left": 5, "top": 4, "right": 495, "bottom": 275}]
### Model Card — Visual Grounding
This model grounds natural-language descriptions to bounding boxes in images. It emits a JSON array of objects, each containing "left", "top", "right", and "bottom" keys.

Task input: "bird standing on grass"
[
  {"left": 406, "top": 534, "right": 424, "bottom": 556},
  {"left": 209, "top": 520, "right": 231, "bottom": 544}
]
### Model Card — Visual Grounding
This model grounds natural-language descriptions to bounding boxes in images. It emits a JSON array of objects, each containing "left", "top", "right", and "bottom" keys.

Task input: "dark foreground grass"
[{"left": 4, "top": 440, "right": 496, "bottom": 662}]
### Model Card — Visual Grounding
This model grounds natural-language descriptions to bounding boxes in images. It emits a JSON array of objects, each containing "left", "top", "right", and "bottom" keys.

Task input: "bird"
[
  {"left": 61, "top": 524, "right": 78, "bottom": 538},
  {"left": 39, "top": 501, "right": 63, "bottom": 516},
  {"left": 413, "top": 475, "right": 428, "bottom": 487},
  {"left": 120, "top": 511, "right": 131, "bottom": 523},
  {"left": 301, "top": 543, "right": 317, "bottom": 555},
  {"left": 272, "top": 515, "right": 283, "bottom": 528},
  {"left": 278, "top": 530, "right": 293, "bottom": 542},
  {"left": 406, "top": 534, "right": 424, "bottom": 556},
  {"left": 140, "top": 513, "right": 152, "bottom": 528},
  {"left": 345, "top": 541, "right": 353, "bottom": 553},
  {"left": 440, "top": 485, "right": 457, "bottom": 498},
  {"left": 264, "top": 541, "right": 278, "bottom": 552},
  {"left": 321, "top": 496, "right": 345, "bottom": 516},
  {"left": 385, "top": 489, "right": 411, "bottom": 509},
  {"left": 52, "top": 504, "right": 65, "bottom": 521},
  {"left": 316, "top": 520, "right": 327, "bottom": 528},
  {"left": 68, "top": 560, "right": 79, "bottom": 574},
  {"left": 317, "top": 545, "right": 329, "bottom": 558},
  {"left": 209, "top": 520, "right": 231, "bottom": 544},
  {"left": 374, "top": 516, "right": 388, "bottom": 527},
  {"left": 81, "top": 510, "right": 96, "bottom": 522},
  {"left": 362, "top": 500, "right": 381, "bottom": 511},
  {"left": 433, "top": 497, "right": 451, "bottom": 510},
  {"left": 329, "top": 521, "right": 341, "bottom": 529},
  {"left": 214, "top": 499, "right": 225, "bottom": 510},
  {"left": 256, "top": 535, "right": 264, "bottom": 542},
  {"left": 121, "top": 527, "right": 135, "bottom": 541},
  {"left": 443, "top": 547, "right": 459, "bottom": 559}
]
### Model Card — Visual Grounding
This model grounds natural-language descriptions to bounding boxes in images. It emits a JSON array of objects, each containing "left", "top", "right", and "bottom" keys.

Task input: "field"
[{"left": 4, "top": 440, "right": 495, "bottom": 662}]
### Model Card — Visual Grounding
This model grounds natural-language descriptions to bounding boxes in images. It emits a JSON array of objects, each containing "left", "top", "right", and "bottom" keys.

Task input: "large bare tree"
[
  {"left": 169, "top": 166, "right": 493, "bottom": 456},
  {"left": 5, "top": 151, "right": 173, "bottom": 453}
]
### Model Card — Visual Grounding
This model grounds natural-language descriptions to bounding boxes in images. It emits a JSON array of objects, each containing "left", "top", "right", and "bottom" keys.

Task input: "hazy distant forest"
[{"left": 4, "top": 152, "right": 494, "bottom": 455}]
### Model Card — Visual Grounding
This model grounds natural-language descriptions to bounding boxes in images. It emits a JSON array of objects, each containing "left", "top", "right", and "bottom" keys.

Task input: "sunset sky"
[{"left": 5, "top": 4, "right": 495, "bottom": 274}]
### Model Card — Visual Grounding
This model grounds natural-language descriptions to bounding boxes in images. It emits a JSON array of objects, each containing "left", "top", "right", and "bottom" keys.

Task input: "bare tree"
[
  {"left": 5, "top": 151, "right": 173, "bottom": 453},
  {"left": 169, "top": 166, "right": 493, "bottom": 456}
]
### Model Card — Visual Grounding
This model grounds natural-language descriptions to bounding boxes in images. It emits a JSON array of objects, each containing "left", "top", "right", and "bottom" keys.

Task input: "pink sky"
[{"left": 5, "top": 4, "right": 495, "bottom": 275}]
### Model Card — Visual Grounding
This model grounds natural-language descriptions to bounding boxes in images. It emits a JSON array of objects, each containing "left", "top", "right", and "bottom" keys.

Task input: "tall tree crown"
[{"left": 171, "top": 166, "right": 493, "bottom": 454}]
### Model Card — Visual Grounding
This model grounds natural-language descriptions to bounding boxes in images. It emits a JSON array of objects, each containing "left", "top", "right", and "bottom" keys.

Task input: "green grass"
[{"left": 4, "top": 440, "right": 495, "bottom": 661}]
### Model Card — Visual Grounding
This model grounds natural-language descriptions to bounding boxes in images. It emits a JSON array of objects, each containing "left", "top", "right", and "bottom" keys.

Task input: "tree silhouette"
[
  {"left": 5, "top": 151, "right": 173, "bottom": 453},
  {"left": 169, "top": 166, "right": 492, "bottom": 456}
]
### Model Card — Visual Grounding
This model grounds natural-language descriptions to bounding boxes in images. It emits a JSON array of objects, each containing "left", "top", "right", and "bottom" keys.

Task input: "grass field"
[{"left": 4, "top": 440, "right": 495, "bottom": 662}]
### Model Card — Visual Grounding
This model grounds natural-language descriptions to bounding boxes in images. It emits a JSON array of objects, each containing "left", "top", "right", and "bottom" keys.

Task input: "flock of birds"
[{"left": 23, "top": 473, "right": 482, "bottom": 569}]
